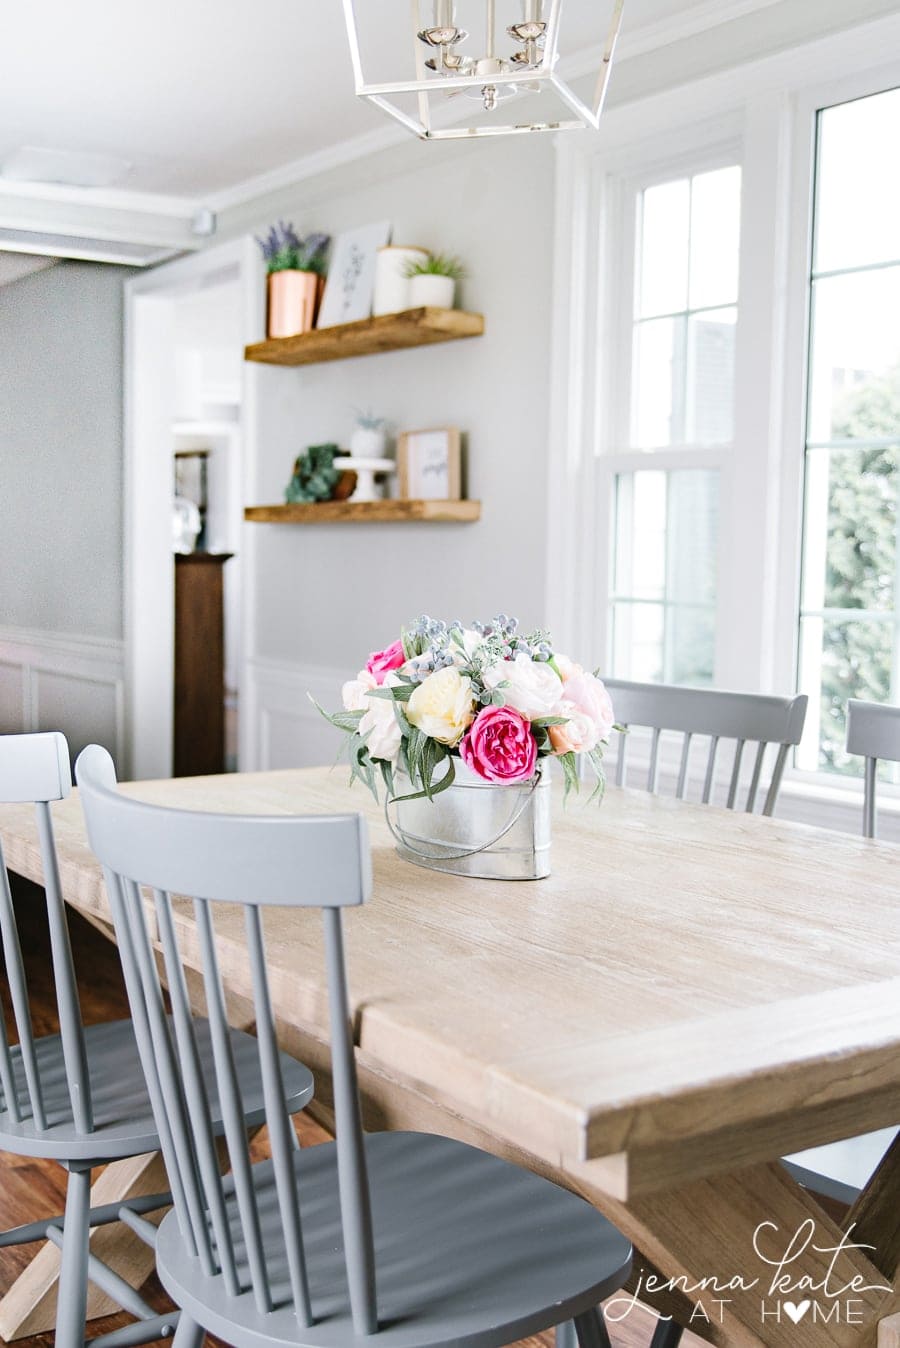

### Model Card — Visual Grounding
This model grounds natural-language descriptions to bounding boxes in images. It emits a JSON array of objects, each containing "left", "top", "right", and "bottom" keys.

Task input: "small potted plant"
[
  {"left": 257, "top": 222, "right": 330, "bottom": 339},
  {"left": 404, "top": 252, "right": 465, "bottom": 310},
  {"left": 350, "top": 410, "right": 389, "bottom": 459}
]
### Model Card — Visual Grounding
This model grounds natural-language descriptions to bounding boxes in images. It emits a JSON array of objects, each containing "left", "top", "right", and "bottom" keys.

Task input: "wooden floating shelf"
[
  {"left": 244, "top": 307, "right": 484, "bottom": 367},
  {"left": 244, "top": 499, "right": 482, "bottom": 525}
]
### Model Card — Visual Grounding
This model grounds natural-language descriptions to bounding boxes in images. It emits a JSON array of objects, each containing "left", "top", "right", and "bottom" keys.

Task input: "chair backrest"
[
  {"left": 602, "top": 680, "right": 808, "bottom": 816},
  {"left": 845, "top": 699, "right": 900, "bottom": 839},
  {"left": 74, "top": 745, "right": 377, "bottom": 1334},
  {"left": 0, "top": 732, "right": 93, "bottom": 1133}
]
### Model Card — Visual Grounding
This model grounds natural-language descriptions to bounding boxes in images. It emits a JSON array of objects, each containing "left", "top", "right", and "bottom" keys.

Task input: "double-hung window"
[
  {"left": 607, "top": 160, "right": 742, "bottom": 687},
  {"left": 797, "top": 86, "right": 900, "bottom": 777}
]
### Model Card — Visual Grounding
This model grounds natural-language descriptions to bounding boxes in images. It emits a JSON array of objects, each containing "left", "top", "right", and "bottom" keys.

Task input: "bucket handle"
[{"left": 384, "top": 772, "right": 541, "bottom": 861}]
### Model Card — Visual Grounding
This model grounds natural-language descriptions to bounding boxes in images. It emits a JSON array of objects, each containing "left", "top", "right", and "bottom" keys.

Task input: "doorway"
[{"left": 124, "top": 237, "right": 261, "bottom": 779}]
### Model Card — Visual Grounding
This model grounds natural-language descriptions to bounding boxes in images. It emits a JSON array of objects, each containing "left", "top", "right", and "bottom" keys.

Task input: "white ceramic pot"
[
  {"left": 408, "top": 272, "right": 456, "bottom": 310},
  {"left": 373, "top": 246, "right": 428, "bottom": 316},
  {"left": 350, "top": 424, "right": 388, "bottom": 459}
]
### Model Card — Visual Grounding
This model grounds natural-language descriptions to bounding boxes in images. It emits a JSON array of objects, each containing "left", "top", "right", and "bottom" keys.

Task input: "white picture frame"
[
  {"left": 316, "top": 220, "right": 391, "bottom": 328},
  {"left": 397, "top": 427, "right": 462, "bottom": 500}
]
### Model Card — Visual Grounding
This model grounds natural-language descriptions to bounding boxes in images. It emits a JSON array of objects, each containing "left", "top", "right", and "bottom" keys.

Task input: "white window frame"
[
  {"left": 545, "top": 11, "right": 900, "bottom": 824},
  {"left": 602, "top": 138, "right": 742, "bottom": 690}
]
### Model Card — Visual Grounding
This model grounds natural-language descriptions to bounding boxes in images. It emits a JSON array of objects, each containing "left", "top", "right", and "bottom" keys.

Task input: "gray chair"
[
  {"left": 75, "top": 743, "right": 633, "bottom": 1348},
  {"left": 0, "top": 732, "right": 314, "bottom": 1348},
  {"left": 845, "top": 697, "right": 900, "bottom": 838},
  {"left": 603, "top": 679, "right": 808, "bottom": 815}
]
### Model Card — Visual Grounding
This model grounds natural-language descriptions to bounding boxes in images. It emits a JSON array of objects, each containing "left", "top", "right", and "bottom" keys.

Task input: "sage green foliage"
[
  {"left": 285, "top": 443, "right": 342, "bottom": 503},
  {"left": 403, "top": 251, "right": 466, "bottom": 280},
  {"left": 814, "top": 364, "right": 900, "bottom": 775}
]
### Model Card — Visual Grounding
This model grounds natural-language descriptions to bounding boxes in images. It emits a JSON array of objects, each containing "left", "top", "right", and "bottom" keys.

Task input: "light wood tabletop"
[{"left": 2, "top": 767, "right": 899, "bottom": 1348}]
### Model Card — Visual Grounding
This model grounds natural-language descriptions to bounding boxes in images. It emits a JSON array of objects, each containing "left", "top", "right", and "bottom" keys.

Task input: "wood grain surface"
[
  {"left": 1, "top": 768, "right": 898, "bottom": 1191},
  {"left": 243, "top": 499, "right": 481, "bottom": 524},
  {"left": 244, "top": 307, "right": 484, "bottom": 366}
]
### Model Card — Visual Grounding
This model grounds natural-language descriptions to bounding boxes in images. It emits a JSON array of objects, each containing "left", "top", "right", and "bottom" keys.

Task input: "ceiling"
[
  {"left": 0, "top": 0, "right": 895, "bottom": 265},
  {"left": 0, "top": 0, "right": 694, "bottom": 200}
]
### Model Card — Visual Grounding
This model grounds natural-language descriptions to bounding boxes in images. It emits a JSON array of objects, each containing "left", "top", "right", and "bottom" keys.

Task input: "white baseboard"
[
  {"left": 241, "top": 657, "right": 347, "bottom": 772},
  {"left": 0, "top": 624, "right": 125, "bottom": 769}
]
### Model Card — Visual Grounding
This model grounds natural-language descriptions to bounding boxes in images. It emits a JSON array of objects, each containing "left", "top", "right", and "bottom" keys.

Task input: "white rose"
[
  {"left": 359, "top": 678, "right": 402, "bottom": 762},
  {"left": 406, "top": 667, "right": 474, "bottom": 746},
  {"left": 483, "top": 652, "right": 563, "bottom": 719},
  {"left": 342, "top": 669, "right": 377, "bottom": 711}
]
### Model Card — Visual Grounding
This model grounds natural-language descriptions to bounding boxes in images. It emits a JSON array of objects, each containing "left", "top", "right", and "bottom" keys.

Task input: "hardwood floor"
[{"left": 0, "top": 876, "right": 692, "bottom": 1348}]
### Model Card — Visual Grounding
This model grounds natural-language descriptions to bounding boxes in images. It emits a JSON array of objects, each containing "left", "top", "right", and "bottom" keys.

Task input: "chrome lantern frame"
[{"left": 341, "top": 0, "right": 626, "bottom": 141}]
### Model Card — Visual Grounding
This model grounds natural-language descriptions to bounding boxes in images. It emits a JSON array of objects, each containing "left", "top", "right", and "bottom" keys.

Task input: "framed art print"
[
  {"left": 316, "top": 220, "right": 391, "bottom": 328},
  {"left": 397, "top": 427, "right": 462, "bottom": 500}
]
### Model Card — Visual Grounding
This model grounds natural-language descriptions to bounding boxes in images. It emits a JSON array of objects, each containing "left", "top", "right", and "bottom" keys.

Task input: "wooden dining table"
[{"left": 1, "top": 766, "right": 899, "bottom": 1348}]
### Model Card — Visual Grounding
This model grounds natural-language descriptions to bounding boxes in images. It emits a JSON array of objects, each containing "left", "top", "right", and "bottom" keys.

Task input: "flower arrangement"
[
  {"left": 315, "top": 615, "right": 615, "bottom": 803},
  {"left": 403, "top": 251, "right": 466, "bottom": 280},
  {"left": 256, "top": 221, "right": 330, "bottom": 276}
]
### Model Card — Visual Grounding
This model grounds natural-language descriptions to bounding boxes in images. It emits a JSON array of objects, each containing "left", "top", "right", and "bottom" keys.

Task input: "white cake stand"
[{"left": 337, "top": 456, "right": 396, "bottom": 503}]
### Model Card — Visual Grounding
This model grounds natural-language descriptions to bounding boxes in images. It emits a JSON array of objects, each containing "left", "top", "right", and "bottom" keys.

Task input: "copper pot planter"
[{"left": 267, "top": 270, "right": 321, "bottom": 338}]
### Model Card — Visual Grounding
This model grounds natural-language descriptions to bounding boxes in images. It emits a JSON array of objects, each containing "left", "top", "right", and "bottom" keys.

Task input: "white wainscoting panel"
[
  {"left": 243, "top": 658, "right": 347, "bottom": 772},
  {"left": 0, "top": 626, "right": 125, "bottom": 769}
]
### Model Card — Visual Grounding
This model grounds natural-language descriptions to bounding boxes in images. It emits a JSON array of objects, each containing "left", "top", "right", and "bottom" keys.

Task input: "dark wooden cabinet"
[{"left": 173, "top": 553, "right": 232, "bottom": 777}]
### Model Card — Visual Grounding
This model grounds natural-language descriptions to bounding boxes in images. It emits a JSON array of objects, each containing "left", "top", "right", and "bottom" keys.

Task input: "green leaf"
[
  {"left": 531, "top": 715, "right": 568, "bottom": 727},
  {"left": 559, "top": 751, "right": 580, "bottom": 803},
  {"left": 308, "top": 694, "right": 364, "bottom": 734}
]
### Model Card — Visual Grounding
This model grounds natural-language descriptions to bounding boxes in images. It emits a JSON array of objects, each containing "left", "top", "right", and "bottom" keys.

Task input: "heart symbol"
[{"left": 783, "top": 1300, "right": 811, "bottom": 1324}]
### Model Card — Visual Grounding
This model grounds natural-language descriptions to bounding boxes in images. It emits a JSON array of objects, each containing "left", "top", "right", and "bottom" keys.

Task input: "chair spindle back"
[
  {"left": 75, "top": 745, "right": 377, "bottom": 1334},
  {"left": 602, "top": 681, "right": 808, "bottom": 816},
  {"left": 845, "top": 699, "right": 900, "bottom": 839},
  {"left": 0, "top": 732, "right": 92, "bottom": 1133}
]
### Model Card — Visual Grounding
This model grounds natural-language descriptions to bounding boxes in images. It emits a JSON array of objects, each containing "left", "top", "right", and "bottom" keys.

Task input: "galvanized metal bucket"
[{"left": 386, "top": 759, "right": 551, "bottom": 880}]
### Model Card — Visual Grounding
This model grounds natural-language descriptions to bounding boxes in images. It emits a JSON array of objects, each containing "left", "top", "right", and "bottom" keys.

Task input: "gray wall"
[
  {"left": 0, "top": 261, "right": 126, "bottom": 639},
  {"left": 246, "top": 134, "right": 558, "bottom": 672}
]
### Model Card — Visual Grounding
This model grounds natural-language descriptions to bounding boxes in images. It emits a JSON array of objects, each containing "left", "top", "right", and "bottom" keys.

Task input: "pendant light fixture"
[{"left": 341, "top": 0, "right": 625, "bottom": 140}]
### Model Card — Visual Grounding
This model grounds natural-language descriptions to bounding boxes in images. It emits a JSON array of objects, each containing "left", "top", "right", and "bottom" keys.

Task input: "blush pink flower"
[
  {"left": 460, "top": 706, "right": 538, "bottom": 784},
  {"left": 365, "top": 639, "right": 406, "bottom": 685},
  {"left": 563, "top": 671, "right": 615, "bottom": 743}
]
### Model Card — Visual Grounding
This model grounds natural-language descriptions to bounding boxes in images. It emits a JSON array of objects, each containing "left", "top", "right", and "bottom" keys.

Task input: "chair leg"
[
  {"left": 649, "top": 1320, "right": 685, "bottom": 1347},
  {"left": 573, "top": 1306, "right": 612, "bottom": 1348},
  {"left": 556, "top": 1321, "right": 578, "bottom": 1348},
  {"left": 170, "top": 1312, "right": 204, "bottom": 1348},
  {"left": 55, "top": 1166, "right": 92, "bottom": 1348}
]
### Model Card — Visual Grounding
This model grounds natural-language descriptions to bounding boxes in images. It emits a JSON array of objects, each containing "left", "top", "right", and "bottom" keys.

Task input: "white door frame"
[{"left": 123, "top": 234, "right": 259, "bottom": 779}]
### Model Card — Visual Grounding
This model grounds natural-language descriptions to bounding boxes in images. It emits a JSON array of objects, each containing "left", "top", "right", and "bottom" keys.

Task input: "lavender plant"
[{"left": 256, "top": 222, "right": 330, "bottom": 276}]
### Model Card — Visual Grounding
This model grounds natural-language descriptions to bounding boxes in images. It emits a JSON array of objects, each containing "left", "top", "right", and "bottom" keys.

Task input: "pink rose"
[
  {"left": 460, "top": 706, "right": 538, "bottom": 784},
  {"left": 548, "top": 701, "right": 599, "bottom": 755},
  {"left": 365, "top": 639, "right": 406, "bottom": 685},
  {"left": 562, "top": 672, "right": 615, "bottom": 743}
]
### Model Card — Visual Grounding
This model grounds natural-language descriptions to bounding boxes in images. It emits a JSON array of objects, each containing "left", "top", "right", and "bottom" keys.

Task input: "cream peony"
[
  {"left": 406, "top": 667, "right": 475, "bottom": 746},
  {"left": 342, "top": 668, "right": 377, "bottom": 711},
  {"left": 358, "top": 675, "right": 402, "bottom": 761},
  {"left": 483, "top": 652, "right": 563, "bottom": 720}
]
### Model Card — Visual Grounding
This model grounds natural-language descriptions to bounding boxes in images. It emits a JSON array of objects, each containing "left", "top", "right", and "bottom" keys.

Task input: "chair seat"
[
  {"left": 0, "top": 1018, "right": 314, "bottom": 1161},
  {"left": 156, "top": 1130, "right": 632, "bottom": 1348}
]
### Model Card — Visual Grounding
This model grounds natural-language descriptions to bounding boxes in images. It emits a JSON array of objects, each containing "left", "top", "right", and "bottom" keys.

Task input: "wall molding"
[
  {"left": 0, "top": 624, "right": 125, "bottom": 764},
  {"left": 242, "top": 657, "right": 347, "bottom": 773}
]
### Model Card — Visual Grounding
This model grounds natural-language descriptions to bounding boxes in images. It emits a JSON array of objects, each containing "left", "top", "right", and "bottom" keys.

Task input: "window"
[
  {"left": 609, "top": 163, "right": 740, "bottom": 685},
  {"left": 797, "top": 87, "right": 900, "bottom": 776}
]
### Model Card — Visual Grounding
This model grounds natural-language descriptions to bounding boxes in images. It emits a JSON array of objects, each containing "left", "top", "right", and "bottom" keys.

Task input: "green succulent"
[
  {"left": 403, "top": 251, "right": 466, "bottom": 280},
  {"left": 285, "top": 443, "right": 342, "bottom": 503}
]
